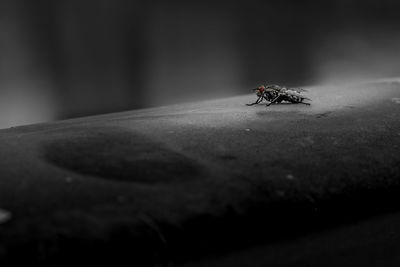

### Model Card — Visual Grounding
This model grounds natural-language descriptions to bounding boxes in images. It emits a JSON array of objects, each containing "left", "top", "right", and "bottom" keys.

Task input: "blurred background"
[{"left": 1, "top": 0, "right": 400, "bottom": 128}]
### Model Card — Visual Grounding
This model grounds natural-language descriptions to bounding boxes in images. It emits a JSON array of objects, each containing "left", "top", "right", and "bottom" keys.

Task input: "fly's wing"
[
  {"left": 264, "top": 88, "right": 277, "bottom": 92},
  {"left": 285, "top": 90, "right": 311, "bottom": 100},
  {"left": 265, "top": 85, "right": 283, "bottom": 93},
  {"left": 290, "top": 87, "right": 308, "bottom": 93},
  {"left": 265, "top": 84, "right": 281, "bottom": 90}
]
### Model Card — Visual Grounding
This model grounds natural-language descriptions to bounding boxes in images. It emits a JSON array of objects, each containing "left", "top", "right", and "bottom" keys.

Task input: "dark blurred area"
[{"left": 1, "top": 0, "right": 400, "bottom": 128}]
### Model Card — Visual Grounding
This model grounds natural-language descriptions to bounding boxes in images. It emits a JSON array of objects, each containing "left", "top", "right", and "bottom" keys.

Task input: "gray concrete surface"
[{"left": 0, "top": 79, "right": 399, "bottom": 266}]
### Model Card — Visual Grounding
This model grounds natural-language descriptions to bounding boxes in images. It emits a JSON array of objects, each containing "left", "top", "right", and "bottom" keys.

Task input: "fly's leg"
[
  {"left": 246, "top": 96, "right": 262, "bottom": 106},
  {"left": 266, "top": 94, "right": 283, "bottom": 106}
]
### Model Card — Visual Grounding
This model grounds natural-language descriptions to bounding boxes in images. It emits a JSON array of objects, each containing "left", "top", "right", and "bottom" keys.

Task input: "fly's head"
[{"left": 254, "top": 85, "right": 265, "bottom": 97}]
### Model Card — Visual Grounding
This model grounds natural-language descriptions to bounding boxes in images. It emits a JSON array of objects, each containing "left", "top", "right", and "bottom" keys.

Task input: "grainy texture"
[{"left": 0, "top": 79, "right": 399, "bottom": 266}]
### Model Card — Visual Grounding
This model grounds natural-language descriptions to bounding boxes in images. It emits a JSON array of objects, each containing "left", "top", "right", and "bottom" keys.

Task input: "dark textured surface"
[
  {"left": 0, "top": 79, "right": 399, "bottom": 266},
  {"left": 44, "top": 127, "right": 201, "bottom": 184}
]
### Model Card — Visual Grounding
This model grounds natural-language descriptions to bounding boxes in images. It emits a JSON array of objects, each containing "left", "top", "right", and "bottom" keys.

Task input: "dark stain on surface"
[
  {"left": 316, "top": 111, "right": 333, "bottom": 118},
  {"left": 43, "top": 127, "right": 200, "bottom": 184},
  {"left": 219, "top": 154, "right": 238, "bottom": 161}
]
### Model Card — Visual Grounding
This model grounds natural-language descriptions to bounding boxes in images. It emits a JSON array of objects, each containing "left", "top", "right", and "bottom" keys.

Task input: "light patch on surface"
[
  {"left": 286, "top": 174, "right": 295, "bottom": 180},
  {"left": 0, "top": 208, "right": 12, "bottom": 224},
  {"left": 391, "top": 98, "right": 400, "bottom": 104}
]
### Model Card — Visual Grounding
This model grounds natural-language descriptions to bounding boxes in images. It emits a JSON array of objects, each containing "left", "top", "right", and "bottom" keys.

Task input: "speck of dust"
[
  {"left": 0, "top": 208, "right": 12, "bottom": 224},
  {"left": 245, "top": 129, "right": 251, "bottom": 132},
  {"left": 286, "top": 174, "right": 295, "bottom": 180}
]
